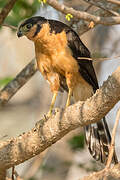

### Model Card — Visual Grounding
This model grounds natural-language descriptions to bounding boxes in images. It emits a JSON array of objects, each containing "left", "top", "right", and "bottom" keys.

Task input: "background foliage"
[
  {"left": 0, "top": 0, "right": 40, "bottom": 88},
  {"left": 0, "top": 0, "right": 40, "bottom": 26}
]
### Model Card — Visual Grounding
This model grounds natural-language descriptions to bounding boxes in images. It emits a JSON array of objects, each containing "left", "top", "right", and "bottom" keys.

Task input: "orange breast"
[
  {"left": 34, "top": 23, "right": 79, "bottom": 76},
  {"left": 34, "top": 23, "right": 93, "bottom": 97}
]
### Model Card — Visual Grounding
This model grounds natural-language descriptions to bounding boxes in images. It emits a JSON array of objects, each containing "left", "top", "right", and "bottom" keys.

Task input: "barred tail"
[
  {"left": 73, "top": 82, "right": 118, "bottom": 164},
  {"left": 84, "top": 117, "right": 118, "bottom": 164}
]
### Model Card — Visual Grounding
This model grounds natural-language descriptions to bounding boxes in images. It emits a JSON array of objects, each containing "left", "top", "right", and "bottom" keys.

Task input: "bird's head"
[{"left": 17, "top": 16, "right": 47, "bottom": 41}]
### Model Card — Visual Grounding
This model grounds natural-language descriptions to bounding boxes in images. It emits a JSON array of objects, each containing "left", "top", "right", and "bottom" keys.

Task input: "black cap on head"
[
  {"left": 17, "top": 16, "right": 47, "bottom": 38},
  {"left": 19, "top": 16, "right": 47, "bottom": 29}
]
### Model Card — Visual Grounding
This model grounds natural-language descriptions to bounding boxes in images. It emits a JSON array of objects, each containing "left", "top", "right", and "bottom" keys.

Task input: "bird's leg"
[
  {"left": 66, "top": 88, "right": 73, "bottom": 107},
  {"left": 65, "top": 72, "right": 74, "bottom": 107},
  {"left": 47, "top": 72, "right": 60, "bottom": 117},
  {"left": 47, "top": 91, "right": 58, "bottom": 116}
]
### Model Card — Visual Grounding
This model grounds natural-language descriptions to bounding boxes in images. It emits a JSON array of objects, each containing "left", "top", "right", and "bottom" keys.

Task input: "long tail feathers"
[
  {"left": 73, "top": 81, "right": 118, "bottom": 164},
  {"left": 84, "top": 117, "right": 118, "bottom": 164}
]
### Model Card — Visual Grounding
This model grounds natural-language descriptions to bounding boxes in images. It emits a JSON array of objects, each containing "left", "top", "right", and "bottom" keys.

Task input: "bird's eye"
[
  {"left": 22, "top": 23, "right": 32, "bottom": 32},
  {"left": 26, "top": 23, "right": 32, "bottom": 29}
]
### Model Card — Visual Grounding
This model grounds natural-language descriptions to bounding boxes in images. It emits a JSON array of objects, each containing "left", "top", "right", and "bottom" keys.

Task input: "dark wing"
[
  {"left": 65, "top": 29, "right": 99, "bottom": 92},
  {"left": 48, "top": 19, "right": 98, "bottom": 91},
  {"left": 48, "top": 19, "right": 118, "bottom": 164}
]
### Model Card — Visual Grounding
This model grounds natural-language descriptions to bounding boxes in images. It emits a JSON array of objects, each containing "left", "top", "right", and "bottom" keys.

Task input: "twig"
[
  {"left": 84, "top": 0, "right": 120, "bottom": 16},
  {"left": 80, "top": 163, "right": 120, "bottom": 180},
  {"left": 0, "top": 0, "right": 18, "bottom": 25},
  {"left": 46, "top": 0, "right": 120, "bottom": 25},
  {"left": 12, "top": 167, "right": 15, "bottom": 180},
  {"left": 106, "top": 0, "right": 120, "bottom": 6},
  {"left": 102, "top": 108, "right": 120, "bottom": 180},
  {"left": 78, "top": 54, "right": 120, "bottom": 61},
  {"left": 78, "top": 0, "right": 120, "bottom": 35},
  {"left": 0, "top": 59, "right": 37, "bottom": 107},
  {"left": 85, "top": 4, "right": 93, "bottom": 12},
  {"left": 2, "top": 23, "right": 17, "bottom": 30},
  {"left": 105, "top": 108, "right": 120, "bottom": 169}
]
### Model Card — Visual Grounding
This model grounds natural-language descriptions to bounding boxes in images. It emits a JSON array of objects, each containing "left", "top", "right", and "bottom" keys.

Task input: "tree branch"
[
  {"left": 0, "top": 59, "right": 37, "bottom": 107},
  {"left": 2, "top": 23, "right": 17, "bottom": 30},
  {"left": 46, "top": 0, "right": 120, "bottom": 29},
  {"left": 0, "top": 66, "right": 120, "bottom": 170},
  {"left": 0, "top": 0, "right": 18, "bottom": 25},
  {"left": 84, "top": 0, "right": 120, "bottom": 16},
  {"left": 106, "top": 108, "right": 120, "bottom": 168},
  {"left": 0, "top": 170, "right": 6, "bottom": 180},
  {"left": 80, "top": 163, "right": 120, "bottom": 180},
  {"left": 106, "top": 0, "right": 120, "bottom": 6},
  {"left": 78, "top": 0, "right": 120, "bottom": 35}
]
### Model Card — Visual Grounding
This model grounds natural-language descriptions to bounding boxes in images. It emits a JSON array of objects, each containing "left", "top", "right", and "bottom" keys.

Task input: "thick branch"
[
  {"left": 0, "top": 170, "right": 6, "bottom": 180},
  {"left": 0, "top": 59, "right": 37, "bottom": 106},
  {"left": 46, "top": 0, "right": 120, "bottom": 26},
  {"left": 0, "top": 0, "right": 18, "bottom": 25},
  {"left": 0, "top": 66, "right": 120, "bottom": 170}
]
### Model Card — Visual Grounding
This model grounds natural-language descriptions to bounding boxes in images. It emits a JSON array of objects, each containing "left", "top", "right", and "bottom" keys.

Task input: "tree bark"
[{"left": 0, "top": 66, "right": 120, "bottom": 170}]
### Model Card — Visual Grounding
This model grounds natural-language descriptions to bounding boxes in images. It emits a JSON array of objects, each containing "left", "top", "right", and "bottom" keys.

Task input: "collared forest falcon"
[{"left": 17, "top": 16, "right": 117, "bottom": 164}]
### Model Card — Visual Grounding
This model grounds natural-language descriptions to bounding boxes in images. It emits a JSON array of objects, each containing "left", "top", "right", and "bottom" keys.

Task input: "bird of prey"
[{"left": 17, "top": 16, "right": 118, "bottom": 164}]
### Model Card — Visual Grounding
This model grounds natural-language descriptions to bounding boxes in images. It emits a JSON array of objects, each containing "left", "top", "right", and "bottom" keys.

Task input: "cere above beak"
[{"left": 17, "top": 31, "right": 23, "bottom": 37}]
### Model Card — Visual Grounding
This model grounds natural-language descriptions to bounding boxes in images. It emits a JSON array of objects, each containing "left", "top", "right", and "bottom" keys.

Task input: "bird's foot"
[
  {"left": 46, "top": 108, "right": 60, "bottom": 118},
  {"left": 54, "top": 107, "right": 60, "bottom": 114},
  {"left": 47, "top": 110, "right": 53, "bottom": 118}
]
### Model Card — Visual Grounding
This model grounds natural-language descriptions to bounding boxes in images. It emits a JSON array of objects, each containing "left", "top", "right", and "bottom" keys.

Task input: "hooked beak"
[{"left": 17, "top": 30, "right": 23, "bottom": 37}]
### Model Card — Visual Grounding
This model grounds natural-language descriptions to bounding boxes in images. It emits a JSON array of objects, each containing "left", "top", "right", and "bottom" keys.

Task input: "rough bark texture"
[
  {"left": 0, "top": 66, "right": 120, "bottom": 170},
  {"left": 46, "top": 0, "right": 120, "bottom": 25},
  {"left": 47, "top": 0, "right": 120, "bottom": 35}
]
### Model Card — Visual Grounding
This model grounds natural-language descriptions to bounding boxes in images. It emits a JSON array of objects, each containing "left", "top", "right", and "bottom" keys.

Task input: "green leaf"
[
  {"left": 0, "top": 0, "right": 40, "bottom": 27},
  {"left": 40, "top": 164, "right": 55, "bottom": 172},
  {"left": 29, "top": 178, "right": 36, "bottom": 180},
  {"left": 68, "top": 134, "right": 85, "bottom": 151},
  {"left": 0, "top": 77, "right": 13, "bottom": 88}
]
